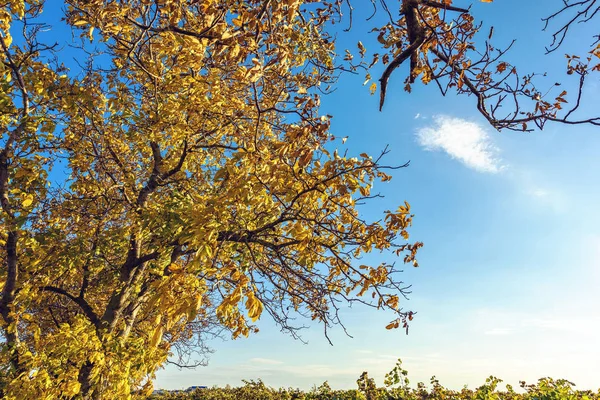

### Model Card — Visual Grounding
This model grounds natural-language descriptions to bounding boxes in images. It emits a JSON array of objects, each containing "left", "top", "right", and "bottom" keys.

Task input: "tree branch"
[{"left": 41, "top": 286, "right": 101, "bottom": 329}]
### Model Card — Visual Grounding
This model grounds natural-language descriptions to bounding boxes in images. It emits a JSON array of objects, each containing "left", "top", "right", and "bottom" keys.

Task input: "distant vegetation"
[{"left": 150, "top": 359, "right": 600, "bottom": 399}]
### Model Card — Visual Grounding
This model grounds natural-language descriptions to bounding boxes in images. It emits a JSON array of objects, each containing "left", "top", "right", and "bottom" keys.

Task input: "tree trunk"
[{"left": 78, "top": 361, "right": 100, "bottom": 400}]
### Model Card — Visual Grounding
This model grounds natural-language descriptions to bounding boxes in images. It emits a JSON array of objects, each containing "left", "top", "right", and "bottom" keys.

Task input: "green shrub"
[{"left": 150, "top": 360, "right": 600, "bottom": 400}]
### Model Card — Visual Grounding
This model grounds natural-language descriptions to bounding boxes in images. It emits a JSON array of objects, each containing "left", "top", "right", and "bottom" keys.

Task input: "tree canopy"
[{"left": 0, "top": 0, "right": 598, "bottom": 398}]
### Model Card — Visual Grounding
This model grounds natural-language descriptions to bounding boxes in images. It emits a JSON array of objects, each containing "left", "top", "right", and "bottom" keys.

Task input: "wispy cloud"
[
  {"left": 519, "top": 176, "right": 566, "bottom": 212},
  {"left": 248, "top": 358, "right": 284, "bottom": 365},
  {"left": 528, "top": 188, "right": 549, "bottom": 198},
  {"left": 484, "top": 328, "right": 513, "bottom": 336},
  {"left": 416, "top": 115, "right": 504, "bottom": 173}
]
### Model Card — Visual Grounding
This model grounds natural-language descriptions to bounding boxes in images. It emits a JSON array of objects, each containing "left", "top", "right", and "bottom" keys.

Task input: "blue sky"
[{"left": 154, "top": 0, "right": 600, "bottom": 392}]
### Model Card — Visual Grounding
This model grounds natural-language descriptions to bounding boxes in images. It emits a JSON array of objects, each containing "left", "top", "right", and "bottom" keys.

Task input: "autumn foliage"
[{"left": 0, "top": 0, "right": 598, "bottom": 398}]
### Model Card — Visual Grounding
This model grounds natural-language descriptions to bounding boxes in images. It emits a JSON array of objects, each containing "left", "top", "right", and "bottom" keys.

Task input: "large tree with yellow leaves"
[{"left": 0, "top": 0, "right": 598, "bottom": 398}]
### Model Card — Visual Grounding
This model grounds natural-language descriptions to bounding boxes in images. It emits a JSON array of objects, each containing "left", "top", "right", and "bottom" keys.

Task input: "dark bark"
[{"left": 78, "top": 361, "right": 100, "bottom": 400}]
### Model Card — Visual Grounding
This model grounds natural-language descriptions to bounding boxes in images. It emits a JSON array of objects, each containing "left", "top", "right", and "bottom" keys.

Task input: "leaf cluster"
[{"left": 0, "top": 1, "right": 420, "bottom": 397}]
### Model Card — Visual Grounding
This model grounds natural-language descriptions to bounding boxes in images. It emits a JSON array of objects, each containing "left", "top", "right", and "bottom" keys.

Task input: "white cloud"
[
  {"left": 248, "top": 358, "right": 284, "bottom": 365},
  {"left": 416, "top": 115, "right": 504, "bottom": 173},
  {"left": 275, "top": 364, "right": 359, "bottom": 378},
  {"left": 528, "top": 188, "right": 549, "bottom": 198},
  {"left": 523, "top": 316, "right": 600, "bottom": 333},
  {"left": 522, "top": 182, "right": 565, "bottom": 212},
  {"left": 484, "top": 328, "right": 513, "bottom": 336}
]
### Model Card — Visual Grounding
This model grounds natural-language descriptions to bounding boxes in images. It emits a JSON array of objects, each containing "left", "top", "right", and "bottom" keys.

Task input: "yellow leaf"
[
  {"left": 357, "top": 41, "right": 366, "bottom": 57},
  {"left": 246, "top": 292, "right": 264, "bottom": 322},
  {"left": 150, "top": 326, "right": 164, "bottom": 347},
  {"left": 168, "top": 263, "right": 182, "bottom": 273},
  {"left": 22, "top": 195, "right": 33, "bottom": 207},
  {"left": 65, "top": 380, "right": 81, "bottom": 396},
  {"left": 369, "top": 82, "right": 377, "bottom": 95}
]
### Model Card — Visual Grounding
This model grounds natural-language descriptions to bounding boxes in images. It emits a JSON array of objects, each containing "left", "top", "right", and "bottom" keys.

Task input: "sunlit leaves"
[{"left": 0, "top": 1, "right": 423, "bottom": 397}]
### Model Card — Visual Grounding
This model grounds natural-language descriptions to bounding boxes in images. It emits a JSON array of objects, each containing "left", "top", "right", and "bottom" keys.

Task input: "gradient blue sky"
[{"left": 154, "top": 0, "right": 600, "bottom": 392}]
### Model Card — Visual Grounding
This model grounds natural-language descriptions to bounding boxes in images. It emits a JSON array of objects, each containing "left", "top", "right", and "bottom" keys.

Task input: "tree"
[
  {"left": 0, "top": 0, "right": 597, "bottom": 398},
  {"left": 371, "top": 0, "right": 600, "bottom": 131}
]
